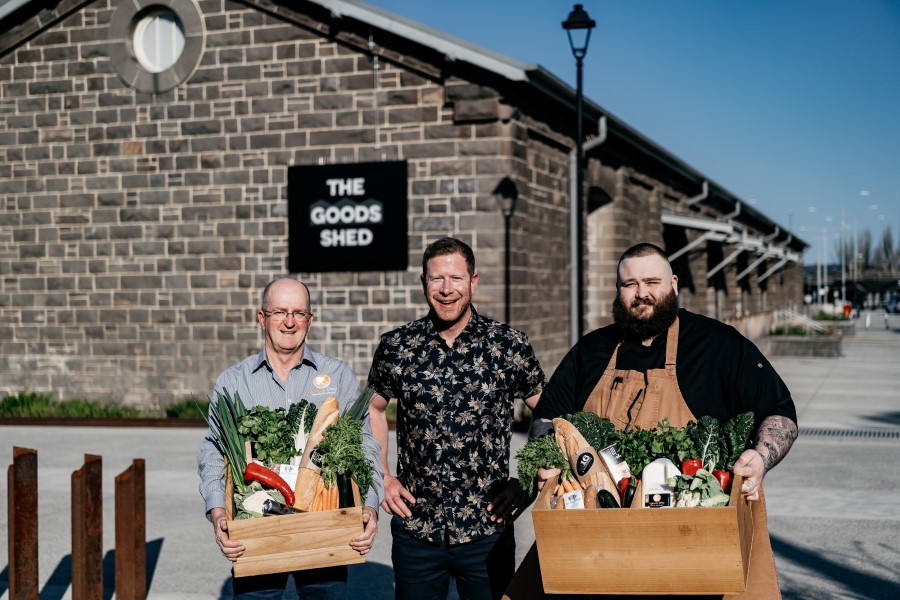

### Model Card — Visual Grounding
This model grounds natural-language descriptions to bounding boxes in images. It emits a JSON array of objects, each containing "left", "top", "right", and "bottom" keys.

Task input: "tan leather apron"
[{"left": 504, "top": 318, "right": 781, "bottom": 600}]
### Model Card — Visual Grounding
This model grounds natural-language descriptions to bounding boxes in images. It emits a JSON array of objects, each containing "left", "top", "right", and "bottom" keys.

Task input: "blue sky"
[{"left": 365, "top": 0, "right": 900, "bottom": 265}]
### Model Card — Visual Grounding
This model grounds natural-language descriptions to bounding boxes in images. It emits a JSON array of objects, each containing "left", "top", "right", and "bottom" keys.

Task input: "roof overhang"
[{"left": 662, "top": 211, "right": 801, "bottom": 276}]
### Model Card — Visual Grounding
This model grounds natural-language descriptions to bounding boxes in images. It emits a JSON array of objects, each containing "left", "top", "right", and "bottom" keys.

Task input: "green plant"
[
  {"left": 814, "top": 311, "right": 848, "bottom": 321},
  {"left": 166, "top": 396, "right": 209, "bottom": 419},
  {"left": 771, "top": 325, "right": 812, "bottom": 336},
  {"left": 0, "top": 391, "right": 142, "bottom": 418}
]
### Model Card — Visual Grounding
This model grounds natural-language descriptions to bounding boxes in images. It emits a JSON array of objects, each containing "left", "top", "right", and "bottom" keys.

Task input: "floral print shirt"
[{"left": 368, "top": 308, "right": 545, "bottom": 544}]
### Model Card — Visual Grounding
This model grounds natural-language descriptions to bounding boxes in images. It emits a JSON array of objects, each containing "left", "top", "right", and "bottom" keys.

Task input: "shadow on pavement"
[
  {"left": 0, "top": 538, "right": 166, "bottom": 600},
  {"left": 772, "top": 533, "right": 899, "bottom": 599},
  {"left": 215, "top": 562, "right": 397, "bottom": 600},
  {"left": 862, "top": 410, "right": 900, "bottom": 428}
]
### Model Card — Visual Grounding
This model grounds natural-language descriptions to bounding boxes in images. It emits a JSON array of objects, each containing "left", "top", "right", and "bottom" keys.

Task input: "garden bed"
[{"left": 763, "top": 334, "right": 843, "bottom": 357}]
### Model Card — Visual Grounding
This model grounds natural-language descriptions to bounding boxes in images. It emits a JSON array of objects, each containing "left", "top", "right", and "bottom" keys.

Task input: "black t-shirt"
[{"left": 534, "top": 309, "right": 797, "bottom": 432}]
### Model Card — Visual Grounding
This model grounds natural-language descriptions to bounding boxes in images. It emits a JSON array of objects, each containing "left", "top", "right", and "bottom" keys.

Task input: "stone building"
[{"left": 0, "top": 0, "right": 807, "bottom": 406}]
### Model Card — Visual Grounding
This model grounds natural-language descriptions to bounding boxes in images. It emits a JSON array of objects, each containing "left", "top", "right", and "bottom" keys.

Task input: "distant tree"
[
  {"left": 878, "top": 228, "right": 899, "bottom": 276},
  {"left": 857, "top": 228, "right": 873, "bottom": 271}
]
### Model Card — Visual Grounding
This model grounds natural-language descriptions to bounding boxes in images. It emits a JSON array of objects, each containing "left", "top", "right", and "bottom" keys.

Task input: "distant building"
[{"left": 0, "top": 0, "right": 807, "bottom": 405}]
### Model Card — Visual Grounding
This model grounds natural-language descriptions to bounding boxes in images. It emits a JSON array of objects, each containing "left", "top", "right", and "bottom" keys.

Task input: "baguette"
[
  {"left": 553, "top": 417, "right": 605, "bottom": 488},
  {"left": 293, "top": 397, "right": 340, "bottom": 511}
]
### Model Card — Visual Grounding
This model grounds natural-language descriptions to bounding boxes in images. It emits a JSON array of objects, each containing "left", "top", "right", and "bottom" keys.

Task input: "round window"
[
  {"left": 109, "top": 0, "right": 204, "bottom": 94},
  {"left": 133, "top": 8, "right": 186, "bottom": 74}
]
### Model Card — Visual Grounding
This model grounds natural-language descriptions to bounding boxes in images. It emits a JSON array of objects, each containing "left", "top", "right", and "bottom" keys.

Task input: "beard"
[{"left": 613, "top": 288, "right": 680, "bottom": 340}]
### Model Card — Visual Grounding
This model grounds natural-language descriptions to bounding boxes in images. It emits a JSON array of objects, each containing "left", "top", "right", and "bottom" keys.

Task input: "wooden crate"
[
  {"left": 532, "top": 474, "right": 753, "bottom": 595},
  {"left": 225, "top": 470, "right": 365, "bottom": 578}
]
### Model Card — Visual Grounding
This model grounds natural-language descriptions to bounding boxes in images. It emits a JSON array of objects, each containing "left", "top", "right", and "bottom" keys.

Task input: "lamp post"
[
  {"left": 494, "top": 177, "right": 518, "bottom": 324},
  {"left": 563, "top": 3, "right": 595, "bottom": 339}
]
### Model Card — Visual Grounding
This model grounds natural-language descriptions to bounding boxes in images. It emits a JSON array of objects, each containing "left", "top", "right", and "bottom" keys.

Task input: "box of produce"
[
  {"left": 520, "top": 412, "right": 755, "bottom": 595},
  {"left": 224, "top": 467, "right": 363, "bottom": 578},
  {"left": 203, "top": 389, "right": 375, "bottom": 578}
]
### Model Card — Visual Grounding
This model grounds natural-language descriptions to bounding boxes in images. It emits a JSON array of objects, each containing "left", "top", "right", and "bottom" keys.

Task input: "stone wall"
[
  {"left": 0, "top": 0, "right": 805, "bottom": 406},
  {"left": 0, "top": 0, "right": 577, "bottom": 405}
]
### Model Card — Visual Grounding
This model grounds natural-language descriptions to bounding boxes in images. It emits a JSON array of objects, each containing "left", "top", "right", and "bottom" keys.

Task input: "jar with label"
[{"left": 641, "top": 456, "right": 681, "bottom": 508}]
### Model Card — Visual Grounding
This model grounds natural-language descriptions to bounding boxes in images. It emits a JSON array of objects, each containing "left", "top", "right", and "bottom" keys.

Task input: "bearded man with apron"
[{"left": 504, "top": 243, "right": 798, "bottom": 600}]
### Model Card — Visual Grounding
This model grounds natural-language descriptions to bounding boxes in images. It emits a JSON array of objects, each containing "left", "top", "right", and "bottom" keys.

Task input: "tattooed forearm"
[{"left": 754, "top": 415, "right": 798, "bottom": 472}]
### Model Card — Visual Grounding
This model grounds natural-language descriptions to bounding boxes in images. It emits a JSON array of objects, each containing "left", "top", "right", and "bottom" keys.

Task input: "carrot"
[
  {"left": 554, "top": 484, "right": 562, "bottom": 497},
  {"left": 311, "top": 478, "right": 326, "bottom": 512},
  {"left": 562, "top": 478, "right": 574, "bottom": 493},
  {"left": 329, "top": 481, "right": 339, "bottom": 510}
]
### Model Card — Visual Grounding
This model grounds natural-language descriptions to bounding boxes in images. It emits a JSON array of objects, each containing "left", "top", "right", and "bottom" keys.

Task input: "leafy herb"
[
  {"left": 721, "top": 411, "right": 754, "bottom": 469},
  {"left": 318, "top": 416, "right": 374, "bottom": 502},
  {"left": 515, "top": 434, "right": 574, "bottom": 496},
  {"left": 238, "top": 406, "right": 296, "bottom": 465},
  {"left": 562, "top": 411, "right": 617, "bottom": 452},
  {"left": 612, "top": 426, "right": 654, "bottom": 476},
  {"left": 687, "top": 416, "right": 722, "bottom": 472},
  {"left": 648, "top": 418, "right": 697, "bottom": 464}
]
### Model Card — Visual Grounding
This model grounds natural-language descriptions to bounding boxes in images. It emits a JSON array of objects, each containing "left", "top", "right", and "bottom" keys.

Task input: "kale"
[
  {"left": 721, "top": 411, "right": 755, "bottom": 469},
  {"left": 562, "top": 411, "right": 617, "bottom": 453},
  {"left": 515, "top": 434, "right": 573, "bottom": 496},
  {"left": 286, "top": 399, "right": 317, "bottom": 435},
  {"left": 687, "top": 416, "right": 722, "bottom": 472}
]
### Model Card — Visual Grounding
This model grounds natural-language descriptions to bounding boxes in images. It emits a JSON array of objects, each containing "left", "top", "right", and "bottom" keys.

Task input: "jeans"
[
  {"left": 391, "top": 518, "right": 515, "bottom": 600},
  {"left": 231, "top": 566, "right": 347, "bottom": 600}
]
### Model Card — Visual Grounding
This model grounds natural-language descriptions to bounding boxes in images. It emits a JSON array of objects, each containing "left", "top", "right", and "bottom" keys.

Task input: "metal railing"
[{"left": 771, "top": 309, "right": 828, "bottom": 334}]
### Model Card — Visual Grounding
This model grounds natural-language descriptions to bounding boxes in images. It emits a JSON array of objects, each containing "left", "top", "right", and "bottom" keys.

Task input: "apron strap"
[{"left": 664, "top": 316, "right": 680, "bottom": 370}]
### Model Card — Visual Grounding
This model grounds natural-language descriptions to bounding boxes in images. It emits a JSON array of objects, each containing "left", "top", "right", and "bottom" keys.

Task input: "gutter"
[{"left": 0, "top": 0, "right": 30, "bottom": 21}]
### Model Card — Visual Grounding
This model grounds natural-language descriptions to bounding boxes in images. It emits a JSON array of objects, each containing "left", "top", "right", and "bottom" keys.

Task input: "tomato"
[
  {"left": 712, "top": 469, "right": 732, "bottom": 493},
  {"left": 681, "top": 457, "right": 702, "bottom": 477}
]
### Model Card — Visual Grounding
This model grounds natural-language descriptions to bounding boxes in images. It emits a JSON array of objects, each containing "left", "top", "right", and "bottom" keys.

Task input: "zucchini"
[{"left": 597, "top": 489, "right": 619, "bottom": 509}]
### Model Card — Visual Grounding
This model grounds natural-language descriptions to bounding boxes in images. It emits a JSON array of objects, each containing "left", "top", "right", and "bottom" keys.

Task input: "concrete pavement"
[{"left": 1, "top": 312, "right": 899, "bottom": 599}]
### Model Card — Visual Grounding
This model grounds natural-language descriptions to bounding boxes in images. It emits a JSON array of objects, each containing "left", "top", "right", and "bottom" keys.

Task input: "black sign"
[{"left": 288, "top": 161, "right": 408, "bottom": 273}]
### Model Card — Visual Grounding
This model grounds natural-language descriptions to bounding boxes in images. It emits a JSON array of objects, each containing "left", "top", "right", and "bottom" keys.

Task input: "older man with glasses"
[{"left": 197, "top": 277, "right": 383, "bottom": 600}]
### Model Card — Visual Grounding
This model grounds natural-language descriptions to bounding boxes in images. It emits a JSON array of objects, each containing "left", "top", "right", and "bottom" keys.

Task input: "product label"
[
  {"left": 273, "top": 463, "right": 299, "bottom": 489},
  {"left": 563, "top": 488, "right": 585, "bottom": 510},
  {"left": 599, "top": 444, "right": 632, "bottom": 484},
  {"left": 576, "top": 451, "right": 595, "bottom": 476},
  {"left": 644, "top": 492, "right": 673, "bottom": 509},
  {"left": 309, "top": 447, "right": 327, "bottom": 468}
]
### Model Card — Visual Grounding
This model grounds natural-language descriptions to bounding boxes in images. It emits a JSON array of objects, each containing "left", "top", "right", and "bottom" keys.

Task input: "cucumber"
[{"left": 597, "top": 489, "right": 619, "bottom": 509}]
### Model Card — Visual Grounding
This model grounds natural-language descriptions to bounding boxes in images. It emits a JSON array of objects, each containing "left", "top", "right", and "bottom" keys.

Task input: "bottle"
[{"left": 641, "top": 456, "right": 681, "bottom": 508}]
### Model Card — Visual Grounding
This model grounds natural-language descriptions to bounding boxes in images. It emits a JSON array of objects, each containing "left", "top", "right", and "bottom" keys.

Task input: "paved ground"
[{"left": 1, "top": 311, "right": 898, "bottom": 599}]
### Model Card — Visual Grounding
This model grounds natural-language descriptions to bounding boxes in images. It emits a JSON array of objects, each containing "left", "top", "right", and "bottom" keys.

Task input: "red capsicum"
[
  {"left": 244, "top": 463, "right": 296, "bottom": 506},
  {"left": 681, "top": 457, "right": 702, "bottom": 477},
  {"left": 617, "top": 476, "right": 631, "bottom": 500},
  {"left": 712, "top": 469, "right": 732, "bottom": 494}
]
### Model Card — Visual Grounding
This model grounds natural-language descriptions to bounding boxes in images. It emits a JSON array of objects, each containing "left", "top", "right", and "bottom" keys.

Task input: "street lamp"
[
  {"left": 563, "top": 3, "right": 595, "bottom": 338},
  {"left": 494, "top": 177, "right": 518, "bottom": 324}
]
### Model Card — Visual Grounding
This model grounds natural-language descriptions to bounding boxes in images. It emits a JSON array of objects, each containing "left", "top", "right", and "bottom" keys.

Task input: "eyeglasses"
[{"left": 262, "top": 309, "right": 313, "bottom": 322}]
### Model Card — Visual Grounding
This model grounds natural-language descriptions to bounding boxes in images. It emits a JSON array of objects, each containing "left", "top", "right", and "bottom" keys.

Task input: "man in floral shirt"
[{"left": 368, "top": 237, "right": 545, "bottom": 600}]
